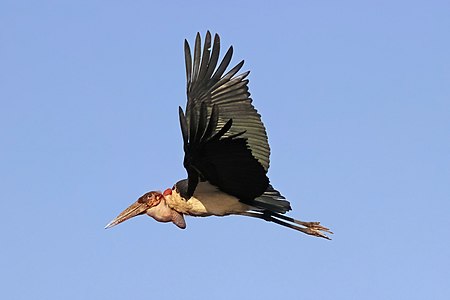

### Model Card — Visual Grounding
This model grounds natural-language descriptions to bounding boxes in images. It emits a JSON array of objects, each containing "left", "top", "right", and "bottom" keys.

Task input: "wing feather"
[
  {"left": 181, "top": 32, "right": 271, "bottom": 199},
  {"left": 185, "top": 33, "right": 270, "bottom": 171}
]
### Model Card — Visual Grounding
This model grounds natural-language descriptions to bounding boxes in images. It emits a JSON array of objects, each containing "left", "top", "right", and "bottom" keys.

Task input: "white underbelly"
[{"left": 187, "top": 182, "right": 250, "bottom": 216}]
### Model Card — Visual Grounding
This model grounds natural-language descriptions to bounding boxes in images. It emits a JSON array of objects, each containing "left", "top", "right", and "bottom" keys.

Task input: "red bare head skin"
[
  {"left": 163, "top": 188, "right": 172, "bottom": 196},
  {"left": 138, "top": 191, "right": 163, "bottom": 206}
]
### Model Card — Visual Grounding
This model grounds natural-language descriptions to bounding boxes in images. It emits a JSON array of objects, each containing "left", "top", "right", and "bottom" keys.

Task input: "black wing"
[{"left": 179, "top": 32, "right": 271, "bottom": 201}]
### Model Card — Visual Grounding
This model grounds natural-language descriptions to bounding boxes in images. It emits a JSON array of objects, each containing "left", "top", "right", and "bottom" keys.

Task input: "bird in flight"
[{"left": 105, "top": 32, "right": 332, "bottom": 239}]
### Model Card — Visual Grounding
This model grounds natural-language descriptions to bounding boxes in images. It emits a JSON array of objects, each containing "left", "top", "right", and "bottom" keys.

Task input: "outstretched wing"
[
  {"left": 179, "top": 32, "right": 271, "bottom": 200},
  {"left": 184, "top": 32, "right": 270, "bottom": 171}
]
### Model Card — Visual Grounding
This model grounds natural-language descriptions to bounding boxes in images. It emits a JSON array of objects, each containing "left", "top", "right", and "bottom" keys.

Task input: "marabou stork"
[{"left": 105, "top": 32, "right": 332, "bottom": 239}]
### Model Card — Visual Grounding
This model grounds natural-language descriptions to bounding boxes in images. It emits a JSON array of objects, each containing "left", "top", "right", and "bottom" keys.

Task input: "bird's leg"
[{"left": 239, "top": 212, "right": 332, "bottom": 240}]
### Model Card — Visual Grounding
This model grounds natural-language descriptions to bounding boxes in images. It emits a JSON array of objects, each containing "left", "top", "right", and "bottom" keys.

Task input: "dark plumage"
[
  {"left": 105, "top": 32, "right": 332, "bottom": 239},
  {"left": 179, "top": 32, "right": 272, "bottom": 200}
]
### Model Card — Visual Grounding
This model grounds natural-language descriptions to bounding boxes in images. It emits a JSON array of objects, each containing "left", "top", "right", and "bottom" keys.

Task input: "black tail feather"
[{"left": 244, "top": 185, "right": 291, "bottom": 214}]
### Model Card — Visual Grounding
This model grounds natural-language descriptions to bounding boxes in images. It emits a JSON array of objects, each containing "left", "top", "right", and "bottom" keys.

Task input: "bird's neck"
[{"left": 165, "top": 190, "right": 193, "bottom": 215}]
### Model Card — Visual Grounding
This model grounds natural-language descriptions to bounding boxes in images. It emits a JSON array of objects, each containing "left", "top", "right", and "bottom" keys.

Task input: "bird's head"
[{"left": 105, "top": 189, "right": 186, "bottom": 229}]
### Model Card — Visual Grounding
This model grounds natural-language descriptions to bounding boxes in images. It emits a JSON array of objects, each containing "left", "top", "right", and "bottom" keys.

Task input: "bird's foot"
[{"left": 297, "top": 221, "right": 333, "bottom": 240}]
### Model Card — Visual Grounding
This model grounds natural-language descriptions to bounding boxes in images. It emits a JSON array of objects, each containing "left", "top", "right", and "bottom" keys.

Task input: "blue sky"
[{"left": 1, "top": 1, "right": 449, "bottom": 299}]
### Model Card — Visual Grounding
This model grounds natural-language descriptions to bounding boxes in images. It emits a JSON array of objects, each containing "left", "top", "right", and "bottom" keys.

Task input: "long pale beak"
[{"left": 105, "top": 201, "right": 149, "bottom": 229}]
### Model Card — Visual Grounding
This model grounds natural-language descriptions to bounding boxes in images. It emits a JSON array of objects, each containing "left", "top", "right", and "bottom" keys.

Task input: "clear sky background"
[{"left": 1, "top": 1, "right": 449, "bottom": 299}]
